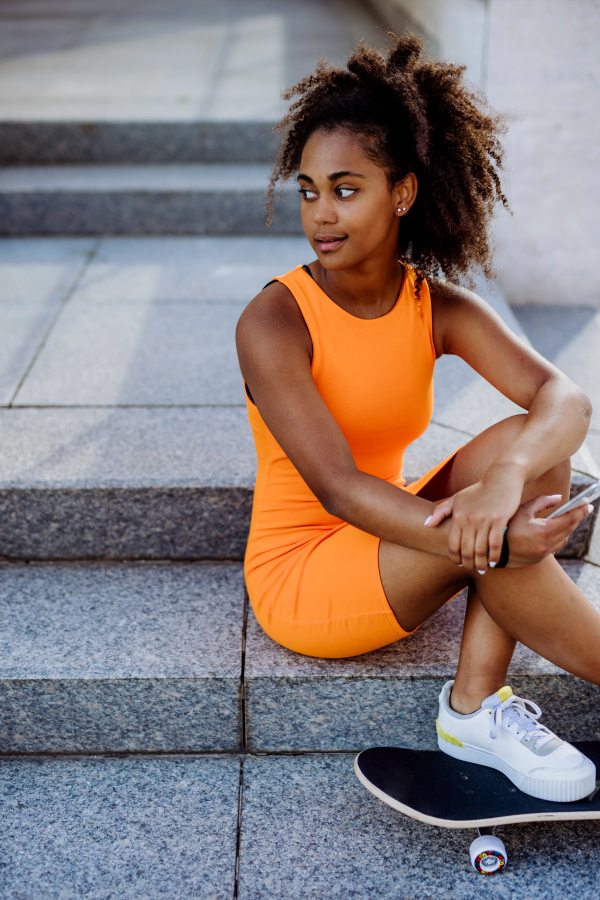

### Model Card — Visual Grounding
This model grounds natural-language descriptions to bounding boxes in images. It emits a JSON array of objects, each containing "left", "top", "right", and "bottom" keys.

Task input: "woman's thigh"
[
  {"left": 379, "top": 413, "right": 570, "bottom": 631},
  {"left": 418, "top": 413, "right": 569, "bottom": 505}
]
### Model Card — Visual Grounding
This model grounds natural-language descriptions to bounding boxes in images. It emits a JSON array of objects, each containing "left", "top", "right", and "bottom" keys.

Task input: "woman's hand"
[
  {"left": 426, "top": 482, "right": 592, "bottom": 570},
  {"left": 425, "top": 470, "right": 527, "bottom": 570},
  {"left": 504, "top": 495, "right": 592, "bottom": 568}
]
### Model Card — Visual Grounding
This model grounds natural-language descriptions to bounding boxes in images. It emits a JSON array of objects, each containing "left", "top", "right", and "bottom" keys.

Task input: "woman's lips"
[{"left": 315, "top": 236, "right": 347, "bottom": 252}]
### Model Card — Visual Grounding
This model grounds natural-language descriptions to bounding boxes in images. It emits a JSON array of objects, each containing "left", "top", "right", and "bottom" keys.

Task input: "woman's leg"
[
  {"left": 450, "top": 586, "right": 517, "bottom": 714},
  {"left": 379, "top": 414, "right": 600, "bottom": 700}
]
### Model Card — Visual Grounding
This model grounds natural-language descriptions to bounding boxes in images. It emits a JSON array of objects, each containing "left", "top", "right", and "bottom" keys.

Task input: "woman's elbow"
[
  {"left": 317, "top": 472, "right": 358, "bottom": 520},
  {"left": 573, "top": 386, "right": 593, "bottom": 427}
]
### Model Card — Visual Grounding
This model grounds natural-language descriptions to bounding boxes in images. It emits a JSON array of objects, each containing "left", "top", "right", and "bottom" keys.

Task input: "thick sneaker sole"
[{"left": 438, "top": 736, "right": 596, "bottom": 802}]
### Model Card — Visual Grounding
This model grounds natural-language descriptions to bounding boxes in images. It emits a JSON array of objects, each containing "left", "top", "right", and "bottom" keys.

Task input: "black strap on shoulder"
[
  {"left": 302, "top": 264, "right": 315, "bottom": 280},
  {"left": 262, "top": 278, "right": 279, "bottom": 290}
]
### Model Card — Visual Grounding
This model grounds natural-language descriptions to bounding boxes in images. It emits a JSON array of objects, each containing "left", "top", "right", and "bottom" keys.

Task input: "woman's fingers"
[
  {"left": 487, "top": 522, "right": 505, "bottom": 568},
  {"left": 425, "top": 496, "right": 454, "bottom": 527},
  {"left": 474, "top": 526, "right": 492, "bottom": 572},
  {"left": 460, "top": 525, "right": 478, "bottom": 571},
  {"left": 520, "top": 493, "right": 563, "bottom": 518},
  {"left": 447, "top": 519, "right": 463, "bottom": 566}
]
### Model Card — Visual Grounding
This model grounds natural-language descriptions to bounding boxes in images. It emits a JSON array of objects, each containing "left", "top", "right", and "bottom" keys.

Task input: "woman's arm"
[
  {"left": 237, "top": 282, "right": 586, "bottom": 567},
  {"left": 427, "top": 280, "right": 593, "bottom": 569}
]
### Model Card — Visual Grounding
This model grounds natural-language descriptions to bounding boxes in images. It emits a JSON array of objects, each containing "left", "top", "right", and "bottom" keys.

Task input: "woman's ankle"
[{"left": 450, "top": 679, "right": 506, "bottom": 715}]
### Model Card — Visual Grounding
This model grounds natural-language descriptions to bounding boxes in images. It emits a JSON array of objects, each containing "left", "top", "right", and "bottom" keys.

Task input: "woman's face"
[{"left": 298, "top": 127, "right": 416, "bottom": 271}]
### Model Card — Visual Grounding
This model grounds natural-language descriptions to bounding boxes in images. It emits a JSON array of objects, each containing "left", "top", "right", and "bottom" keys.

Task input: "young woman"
[{"left": 236, "top": 34, "right": 600, "bottom": 802}]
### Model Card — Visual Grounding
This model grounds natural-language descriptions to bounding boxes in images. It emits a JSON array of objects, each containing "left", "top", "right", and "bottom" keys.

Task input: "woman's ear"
[{"left": 393, "top": 172, "right": 418, "bottom": 216}]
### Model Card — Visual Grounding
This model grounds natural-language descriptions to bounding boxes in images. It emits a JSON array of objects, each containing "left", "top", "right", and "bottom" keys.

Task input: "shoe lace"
[{"left": 489, "top": 695, "right": 556, "bottom": 749}]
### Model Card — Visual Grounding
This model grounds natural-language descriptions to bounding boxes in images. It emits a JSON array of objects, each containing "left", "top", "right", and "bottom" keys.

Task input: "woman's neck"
[{"left": 311, "top": 255, "right": 404, "bottom": 320}]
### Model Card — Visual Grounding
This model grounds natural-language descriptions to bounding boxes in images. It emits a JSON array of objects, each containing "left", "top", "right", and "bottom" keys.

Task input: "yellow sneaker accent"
[
  {"left": 436, "top": 718, "right": 464, "bottom": 747},
  {"left": 495, "top": 686, "right": 513, "bottom": 703}
]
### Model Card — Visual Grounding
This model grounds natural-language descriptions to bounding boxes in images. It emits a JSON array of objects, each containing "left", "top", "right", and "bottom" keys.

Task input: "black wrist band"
[{"left": 496, "top": 529, "right": 510, "bottom": 569}]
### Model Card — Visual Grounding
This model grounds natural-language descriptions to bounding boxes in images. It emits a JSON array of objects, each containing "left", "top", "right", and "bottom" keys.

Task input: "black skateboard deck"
[{"left": 355, "top": 742, "right": 600, "bottom": 828}]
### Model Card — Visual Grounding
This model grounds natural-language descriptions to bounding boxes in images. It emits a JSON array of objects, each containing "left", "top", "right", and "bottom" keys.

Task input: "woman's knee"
[{"left": 523, "top": 457, "right": 571, "bottom": 506}]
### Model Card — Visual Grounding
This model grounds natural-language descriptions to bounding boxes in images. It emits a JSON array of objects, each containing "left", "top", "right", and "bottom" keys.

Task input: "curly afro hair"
[{"left": 267, "top": 33, "right": 508, "bottom": 284}]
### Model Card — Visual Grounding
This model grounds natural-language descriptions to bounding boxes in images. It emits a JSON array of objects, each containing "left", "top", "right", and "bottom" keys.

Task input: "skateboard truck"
[{"left": 470, "top": 827, "right": 507, "bottom": 875}]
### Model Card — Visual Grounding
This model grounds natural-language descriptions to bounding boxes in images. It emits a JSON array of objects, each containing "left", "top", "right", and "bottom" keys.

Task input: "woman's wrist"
[{"left": 483, "top": 459, "right": 528, "bottom": 489}]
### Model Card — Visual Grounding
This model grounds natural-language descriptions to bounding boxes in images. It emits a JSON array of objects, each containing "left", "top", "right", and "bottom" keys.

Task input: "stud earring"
[{"left": 397, "top": 207, "right": 407, "bottom": 213}]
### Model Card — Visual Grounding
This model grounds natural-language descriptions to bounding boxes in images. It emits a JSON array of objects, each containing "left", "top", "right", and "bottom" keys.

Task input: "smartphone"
[{"left": 547, "top": 480, "right": 600, "bottom": 519}]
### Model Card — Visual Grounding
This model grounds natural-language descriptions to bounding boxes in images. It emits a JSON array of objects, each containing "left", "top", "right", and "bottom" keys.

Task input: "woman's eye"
[
  {"left": 298, "top": 188, "right": 318, "bottom": 200},
  {"left": 337, "top": 188, "right": 356, "bottom": 199}
]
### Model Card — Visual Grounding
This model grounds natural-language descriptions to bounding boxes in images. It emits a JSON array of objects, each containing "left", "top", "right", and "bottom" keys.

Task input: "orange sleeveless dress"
[{"left": 244, "top": 264, "right": 456, "bottom": 658}]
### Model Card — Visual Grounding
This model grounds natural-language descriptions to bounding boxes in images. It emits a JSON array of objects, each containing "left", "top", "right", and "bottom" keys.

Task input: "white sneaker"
[{"left": 437, "top": 681, "right": 596, "bottom": 802}]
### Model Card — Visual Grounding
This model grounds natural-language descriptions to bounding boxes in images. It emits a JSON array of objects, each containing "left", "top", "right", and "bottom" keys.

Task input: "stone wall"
[
  {"left": 486, "top": 0, "right": 600, "bottom": 307},
  {"left": 368, "top": 0, "right": 599, "bottom": 308}
]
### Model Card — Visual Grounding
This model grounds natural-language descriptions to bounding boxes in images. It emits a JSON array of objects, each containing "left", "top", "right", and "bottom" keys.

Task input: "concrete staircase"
[
  {"left": 2, "top": 2, "right": 600, "bottom": 895},
  {"left": 1, "top": 115, "right": 600, "bottom": 758}
]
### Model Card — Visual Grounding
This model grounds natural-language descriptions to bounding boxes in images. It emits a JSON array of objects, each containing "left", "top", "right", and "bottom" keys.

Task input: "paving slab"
[
  {"left": 0, "top": 561, "right": 244, "bottom": 752},
  {"left": 12, "top": 297, "right": 248, "bottom": 406},
  {"left": 0, "top": 0, "right": 383, "bottom": 122},
  {"left": 0, "top": 164, "right": 302, "bottom": 236},
  {"left": 513, "top": 305, "right": 600, "bottom": 432},
  {"left": 239, "top": 753, "right": 600, "bottom": 900},
  {"left": 244, "top": 561, "right": 600, "bottom": 752},
  {"left": 0, "top": 755, "right": 239, "bottom": 900},
  {"left": 70, "top": 235, "right": 312, "bottom": 302},
  {"left": 0, "top": 237, "right": 95, "bottom": 404}
]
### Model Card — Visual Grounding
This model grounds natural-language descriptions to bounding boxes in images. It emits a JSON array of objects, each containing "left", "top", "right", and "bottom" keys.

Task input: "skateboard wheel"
[{"left": 469, "top": 835, "right": 507, "bottom": 875}]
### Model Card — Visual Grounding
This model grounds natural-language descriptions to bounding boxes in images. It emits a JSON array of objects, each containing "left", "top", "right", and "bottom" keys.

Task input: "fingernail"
[
  {"left": 424, "top": 516, "right": 432, "bottom": 526},
  {"left": 588, "top": 504, "right": 594, "bottom": 514},
  {"left": 457, "top": 564, "right": 464, "bottom": 567},
  {"left": 477, "top": 569, "right": 486, "bottom": 575},
  {"left": 488, "top": 561, "right": 496, "bottom": 568}
]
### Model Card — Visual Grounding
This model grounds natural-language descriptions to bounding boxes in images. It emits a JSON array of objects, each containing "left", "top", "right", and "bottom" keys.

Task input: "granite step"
[
  {"left": 0, "top": 236, "right": 597, "bottom": 561},
  {"left": 0, "top": 121, "right": 279, "bottom": 165},
  {"left": 244, "top": 560, "right": 600, "bottom": 753},
  {"left": 0, "top": 561, "right": 245, "bottom": 754},
  {"left": 1, "top": 559, "right": 599, "bottom": 757},
  {"left": 0, "top": 164, "right": 302, "bottom": 236}
]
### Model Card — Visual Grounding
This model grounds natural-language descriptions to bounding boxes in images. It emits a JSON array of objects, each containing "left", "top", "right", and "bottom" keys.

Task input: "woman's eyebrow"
[
  {"left": 328, "top": 170, "right": 365, "bottom": 181},
  {"left": 297, "top": 171, "right": 366, "bottom": 183}
]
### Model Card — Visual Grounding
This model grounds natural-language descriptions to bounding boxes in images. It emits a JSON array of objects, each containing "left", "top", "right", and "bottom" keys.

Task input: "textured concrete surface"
[
  {"left": 0, "top": 562, "right": 244, "bottom": 751},
  {"left": 13, "top": 298, "right": 248, "bottom": 406},
  {"left": 244, "top": 561, "right": 600, "bottom": 751},
  {"left": 0, "top": 121, "right": 281, "bottom": 165},
  {"left": 0, "top": 407, "right": 255, "bottom": 558},
  {"left": 69, "top": 235, "right": 311, "bottom": 302},
  {"left": 0, "top": 238, "right": 95, "bottom": 404},
  {"left": 0, "top": 0, "right": 383, "bottom": 122},
  {"left": 513, "top": 306, "right": 600, "bottom": 432},
  {"left": 0, "top": 755, "right": 240, "bottom": 900},
  {"left": 239, "top": 754, "right": 600, "bottom": 899},
  {"left": 0, "top": 164, "right": 302, "bottom": 236},
  {"left": 0, "top": 407, "right": 255, "bottom": 488},
  {"left": 487, "top": 0, "right": 600, "bottom": 308}
]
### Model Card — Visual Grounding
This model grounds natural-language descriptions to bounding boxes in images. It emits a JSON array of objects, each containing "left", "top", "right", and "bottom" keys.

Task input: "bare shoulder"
[
  {"left": 428, "top": 277, "right": 509, "bottom": 356},
  {"left": 237, "top": 280, "right": 300, "bottom": 330},
  {"left": 236, "top": 280, "right": 312, "bottom": 379},
  {"left": 428, "top": 277, "right": 489, "bottom": 315}
]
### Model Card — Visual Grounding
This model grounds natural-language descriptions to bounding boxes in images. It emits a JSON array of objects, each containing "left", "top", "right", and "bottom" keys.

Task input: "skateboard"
[{"left": 355, "top": 742, "right": 600, "bottom": 874}]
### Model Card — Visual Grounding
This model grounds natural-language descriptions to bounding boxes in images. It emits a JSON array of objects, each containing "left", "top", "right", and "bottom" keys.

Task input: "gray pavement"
[
  {"left": 2, "top": 750, "right": 600, "bottom": 899},
  {"left": 0, "top": 0, "right": 385, "bottom": 122}
]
